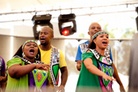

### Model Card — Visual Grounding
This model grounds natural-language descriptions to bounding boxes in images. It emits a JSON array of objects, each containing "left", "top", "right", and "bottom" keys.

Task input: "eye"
[
  {"left": 91, "top": 27, "right": 95, "bottom": 29},
  {"left": 26, "top": 43, "right": 31, "bottom": 46},
  {"left": 33, "top": 44, "right": 37, "bottom": 47}
]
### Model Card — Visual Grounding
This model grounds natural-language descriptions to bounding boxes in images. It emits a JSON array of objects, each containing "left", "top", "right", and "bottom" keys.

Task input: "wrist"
[
  {"left": 101, "top": 72, "right": 106, "bottom": 77},
  {"left": 60, "top": 84, "right": 65, "bottom": 88},
  {"left": 32, "top": 63, "right": 36, "bottom": 69}
]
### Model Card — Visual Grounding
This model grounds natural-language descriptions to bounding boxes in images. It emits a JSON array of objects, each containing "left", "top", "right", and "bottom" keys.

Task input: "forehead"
[
  {"left": 24, "top": 42, "right": 37, "bottom": 46},
  {"left": 25, "top": 41, "right": 37, "bottom": 44},
  {"left": 40, "top": 26, "right": 52, "bottom": 33},
  {"left": 90, "top": 23, "right": 101, "bottom": 27}
]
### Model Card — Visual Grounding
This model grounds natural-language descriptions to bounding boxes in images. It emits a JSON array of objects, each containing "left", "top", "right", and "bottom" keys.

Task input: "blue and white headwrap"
[{"left": 92, "top": 31, "right": 109, "bottom": 40}]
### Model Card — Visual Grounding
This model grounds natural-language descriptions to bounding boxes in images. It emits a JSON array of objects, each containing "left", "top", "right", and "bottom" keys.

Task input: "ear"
[
  {"left": 93, "top": 39, "right": 96, "bottom": 44},
  {"left": 88, "top": 31, "right": 90, "bottom": 35},
  {"left": 51, "top": 34, "right": 54, "bottom": 39}
]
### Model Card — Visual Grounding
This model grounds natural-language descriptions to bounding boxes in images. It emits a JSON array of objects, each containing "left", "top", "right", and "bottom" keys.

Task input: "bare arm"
[
  {"left": 113, "top": 63, "right": 125, "bottom": 92},
  {"left": 60, "top": 66, "right": 68, "bottom": 87},
  {"left": 57, "top": 66, "right": 68, "bottom": 91},
  {"left": 76, "top": 60, "right": 82, "bottom": 71},
  {"left": 8, "top": 63, "right": 49, "bottom": 78},
  {"left": 84, "top": 58, "right": 114, "bottom": 81}
]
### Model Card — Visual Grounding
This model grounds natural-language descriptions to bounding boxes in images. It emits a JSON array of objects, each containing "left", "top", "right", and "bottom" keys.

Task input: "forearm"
[
  {"left": 87, "top": 64, "right": 105, "bottom": 77},
  {"left": 76, "top": 60, "right": 82, "bottom": 71},
  {"left": 60, "top": 67, "right": 68, "bottom": 87},
  {"left": 113, "top": 64, "right": 123, "bottom": 85},
  {"left": 8, "top": 64, "right": 36, "bottom": 78}
]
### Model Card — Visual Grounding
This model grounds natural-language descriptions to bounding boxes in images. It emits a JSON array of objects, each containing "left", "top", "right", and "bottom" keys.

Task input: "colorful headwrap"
[
  {"left": 92, "top": 31, "right": 109, "bottom": 40},
  {"left": 22, "top": 40, "right": 37, "bottom": 49}
]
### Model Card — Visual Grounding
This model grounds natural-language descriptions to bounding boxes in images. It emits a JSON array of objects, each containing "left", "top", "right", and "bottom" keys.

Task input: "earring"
[
  {"left": 35, "top": 54, "right": 39, "bottom": 59},
  {"left": 22, "top": 52, "right": 25, "bottom": 57}
]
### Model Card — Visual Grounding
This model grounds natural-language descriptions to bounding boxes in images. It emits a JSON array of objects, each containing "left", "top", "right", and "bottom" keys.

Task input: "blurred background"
[{"left": 0, "top": 0, "right": 138, "bottom": 91}]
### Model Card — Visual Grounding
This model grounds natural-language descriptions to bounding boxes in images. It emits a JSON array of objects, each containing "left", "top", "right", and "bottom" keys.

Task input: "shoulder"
[
  {"left": 82, "top": 49, "right": 94, "bottom": 59},
  {"left": 7, "top": 57, "right": 22, "bottom": 66}
]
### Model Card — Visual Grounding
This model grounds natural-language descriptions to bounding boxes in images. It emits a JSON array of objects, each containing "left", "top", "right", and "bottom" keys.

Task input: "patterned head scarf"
[
  {"left": 92, "top": 31, "right": 109, "bottom": 40},
  {"left": 22, "top": 40, "right": 37, "bottom": 49}
]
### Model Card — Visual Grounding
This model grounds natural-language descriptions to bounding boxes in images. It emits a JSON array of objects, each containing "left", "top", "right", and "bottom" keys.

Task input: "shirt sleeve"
[
  {"left": 7, "top": 58, "right": 23, "bottom": 68},
  {"left": 75, "top": 45, "right": 82, "bottom": 62},
  {"left": 59, "top": 50, "right": 67, "bottom": 68},
  {"left": 82, "top": 52, "right": 93, "bottom": 61}
]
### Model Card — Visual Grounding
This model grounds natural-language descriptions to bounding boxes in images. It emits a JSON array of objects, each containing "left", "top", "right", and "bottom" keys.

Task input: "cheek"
[
  {"left": 35, "top": 48, "right": 39, "bottom": 54},
  {"left": 23, "top": 48, "right": 28, "bottom": 55}
]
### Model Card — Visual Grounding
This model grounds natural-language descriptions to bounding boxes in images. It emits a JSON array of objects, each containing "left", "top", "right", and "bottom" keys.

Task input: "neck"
[
  {"left": 39, "top": 44, "right": 52, "bottom": 51},
  {"left": 89, "top": 36, "right": 92, "bottom": 42},
  {"left": 24, "top": 57, "right": 35, "bottom": 63},
  {"left": 95, "top": 47, "right": 105, "bottom": 56}
]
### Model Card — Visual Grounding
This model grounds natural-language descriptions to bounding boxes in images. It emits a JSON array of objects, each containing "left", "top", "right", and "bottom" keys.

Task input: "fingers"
[
  {"left": 35, "top": 63, "right": 50, "bottom": 70},
  {"left": 43, "top": 64, "right": 50, "bottom": 70},
  {"left": 76, "top": 64, "right": 81, "bottom": 71},
  {"left": 102, "top": 74, "right": 115, "bottom": 81},
  {"left": 56, "top": 86, "right": 65, "bottom": 92}
]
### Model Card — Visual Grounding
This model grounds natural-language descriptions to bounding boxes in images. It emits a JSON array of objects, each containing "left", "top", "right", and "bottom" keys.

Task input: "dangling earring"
[
  {"left": 22, "top": 52, "right": 25, "bottom": 57},
  {"left": 35, "top": 54, "right": 39, "bottom": 59}
]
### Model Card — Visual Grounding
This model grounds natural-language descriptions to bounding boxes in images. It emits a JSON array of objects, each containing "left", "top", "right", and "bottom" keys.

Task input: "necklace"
[{"left": 14, "top": 55, "right": 43, "bottom": 64}]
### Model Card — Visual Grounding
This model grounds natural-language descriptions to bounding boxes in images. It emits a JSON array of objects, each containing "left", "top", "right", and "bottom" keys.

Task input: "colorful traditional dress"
[
  {"left": 6, "top": 57, "right": 48, "bottom": 92},
  {"left": 76, "top": 49, "right": 114, "bottom": 92},
  {"left": 39, "top": 46, "right": 67, "bottom": 88},
  {"left": 75, "top": 40, "right": 113, "bottom": 62}
]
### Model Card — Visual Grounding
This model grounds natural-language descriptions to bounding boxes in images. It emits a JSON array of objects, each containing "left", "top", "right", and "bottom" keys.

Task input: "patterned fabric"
[
  {"left": 92, "top": 31, "right": 108, "bottom": 40},
  {"left": 76, "top": 49, "right": 114, "bottom": 92},
  {"left": 50, "top": 47, "right": 60, "bottom": 86},
  {"left": 32, "top": 69, "right": 48, "bottom": 91},
  {"left": 6, "top": 57, "right": 48, "bottom": 92},
  {"left": 6, "top": 58, "right": 29, "bottom": 92},
  {"left": 75, "top": 40, "right": 113, "bottom": 62},
  {"left": 90, "top": 49, "right": 114, "bottom": 92},
  {"left": 22, "top": 40, "right": 37, "bottom": 49},
  {"left": 76, "top": 52, "right": 102, "bottom": 92},
  {"left": 75, "top": 41, "right": 89, "bottom": 61},
  {"left": 39, "top": 46, "right": 67, "bottom": 86}
]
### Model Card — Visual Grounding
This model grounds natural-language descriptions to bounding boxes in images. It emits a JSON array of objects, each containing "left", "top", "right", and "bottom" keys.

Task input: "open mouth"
[
  {"left": 40, "top": 37, "right": 45, "bottom": 41},
  {"left": 29, "top": 49, "right": 35, "bottom": 55},
  {"left": 102, "top": 41, "right": 108, "bottom": 45}
]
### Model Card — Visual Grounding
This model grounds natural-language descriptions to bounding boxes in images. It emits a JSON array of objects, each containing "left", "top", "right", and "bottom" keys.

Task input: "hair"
[
  {"left": 88, "top": 41, "right": 96, "bottom": 49},
  {"left": 13, "top": 42, "right": 41, "bottom": 61},
  {"left": 88, "top": 31, "right": 109, "bottom": 49}
]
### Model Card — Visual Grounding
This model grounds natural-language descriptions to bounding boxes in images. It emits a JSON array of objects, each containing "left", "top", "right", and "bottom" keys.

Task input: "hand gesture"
[
  {"left": 54, "top": 85, "right": 65, "bottom": 92},
  {"left": 35, "top": 63, "right": 49, "bottom": 71},
  {"left": 102, "top": 73, "right": 115, "bottom": 81}
]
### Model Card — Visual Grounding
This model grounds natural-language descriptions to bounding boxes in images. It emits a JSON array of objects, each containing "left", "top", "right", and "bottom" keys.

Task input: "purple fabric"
[
  {"left": 29, "top": 72, "right": 48, "bottom": 88},
  {"left": 0, "top": 56, "right": 5, "bottom": 76}
]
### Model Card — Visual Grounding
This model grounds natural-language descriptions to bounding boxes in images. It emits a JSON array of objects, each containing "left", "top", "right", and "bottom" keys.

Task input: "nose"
[
  {"left": 94, "top": 29, "right": 99, "bottom": 33},
  {"left": 103, "top": 36, "right": 108, "bottom": 39}
]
